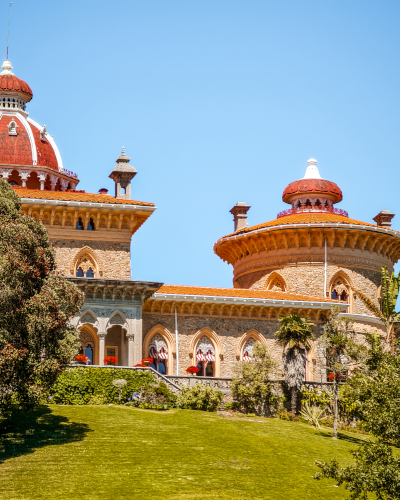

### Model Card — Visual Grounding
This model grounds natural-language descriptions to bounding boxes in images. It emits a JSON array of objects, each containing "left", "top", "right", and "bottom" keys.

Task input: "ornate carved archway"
[
  {"left": 143, "top": 325, "right": 175, "bottom": 375},
  {"left": 70, "top": 246, "right": 102, "bottom": 278}
]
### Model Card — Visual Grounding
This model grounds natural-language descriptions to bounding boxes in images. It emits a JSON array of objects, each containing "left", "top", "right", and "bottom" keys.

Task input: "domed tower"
[
  {"left": 214, "top": 159, "right": 400, "bottom": 316},
  {"left": 0, "top": 59, "right": 78, "bottom": 191}
]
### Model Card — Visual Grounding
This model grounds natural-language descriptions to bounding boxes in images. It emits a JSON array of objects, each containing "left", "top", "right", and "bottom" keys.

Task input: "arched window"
[
  {"left": 148, "top": 334, "right": 168, "bottom": 374},
  {"left": 330, "top": 276, "right": 350, "bottom": 312},
  {"left": 9, "top": 180, "right": 18, "bottom": 186},
  {"left": 76, "top": 217, "right": 84, "bottom": 230},
  {"left": 86, "top": 268, "right": 94, "bottom": 278},
  {"left": 76, "top": 267, "right": 84, "bottom": 277},
  {"left": 267, "top": 274, "right": 286, "bottom": 292},
  {"left": 242, "top": 338, "right": 256, "bottom": 362},
  {"left": 196, "top": 337, "right": 215, "bottom": 377},
  {"left": 87, "top": 218, "right": 95, "bottom": 231}
]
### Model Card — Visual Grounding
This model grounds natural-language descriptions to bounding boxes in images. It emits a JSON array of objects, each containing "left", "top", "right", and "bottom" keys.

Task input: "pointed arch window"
[
  {"left": 76, "top": 267, "right": 84, "bottom": 277},
  {"left": 76, "top": 217, "right": 84, "bottom": 230},
  {"left": 330, "top": 276, "right": 350, "bottom": 312}
]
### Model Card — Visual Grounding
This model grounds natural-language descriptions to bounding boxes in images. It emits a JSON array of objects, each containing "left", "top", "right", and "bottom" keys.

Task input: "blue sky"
[{"left": 3, "top": 0, "right": 400, "bottom": 285}]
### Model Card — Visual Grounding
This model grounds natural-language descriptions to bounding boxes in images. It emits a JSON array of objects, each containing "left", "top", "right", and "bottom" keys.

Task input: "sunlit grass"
[{"left": 0, "top": 405, "right": 364, "bottom": 499}]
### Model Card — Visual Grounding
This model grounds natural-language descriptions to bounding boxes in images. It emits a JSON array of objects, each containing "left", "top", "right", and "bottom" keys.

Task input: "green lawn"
[{"left": 0, "top": 405, "right": 365, "bottom": 500}]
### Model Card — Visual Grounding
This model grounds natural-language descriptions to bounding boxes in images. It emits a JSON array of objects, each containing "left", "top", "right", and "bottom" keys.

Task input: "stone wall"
[
  {"left": 51, "top": 238, "right": 131, "bottom": 279},
  {"left": 240, "top": 263, "right": 381, "bottom": 315},
  {"left": 142, "top": 313, "right": 319, "bottom": 378}
]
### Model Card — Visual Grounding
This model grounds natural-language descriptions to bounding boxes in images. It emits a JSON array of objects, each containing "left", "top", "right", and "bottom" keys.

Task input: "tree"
[
  {"left": 352, "top": 266, "right": 400, "bottom": 354},
  {"left": 275, "top": 313, "right": 315, "bottom": 414},
  {"left": 231, "top": 342, "right": 280, "bottom": 416},
  {"left": 316, "top": 307, "right": 366, "bottom": 439},
  {"left": 0, "top": 179, "right": 84, "bottom": 410},
  {"left": 315, "top": 333, "right": 400, "bottom": 498}
]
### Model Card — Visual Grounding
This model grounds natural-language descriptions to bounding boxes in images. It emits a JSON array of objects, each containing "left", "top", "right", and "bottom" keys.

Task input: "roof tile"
[
  {"left": 12, "top": 186, "right": 154, "bottom": 206},
  {"left": 157, "top": 284, "right": 342, "bottom": 303}
]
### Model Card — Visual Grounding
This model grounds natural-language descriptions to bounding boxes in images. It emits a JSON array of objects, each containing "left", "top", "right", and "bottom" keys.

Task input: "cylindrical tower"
[{"left": 214, "top": 159, "right": 400, "bottom": 316}]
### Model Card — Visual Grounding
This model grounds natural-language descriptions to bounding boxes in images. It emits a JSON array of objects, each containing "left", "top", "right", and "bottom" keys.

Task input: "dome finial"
[
  {"left": 303, "top": 158, "right": 322, "bottom": 180},
  {"left": 1, "top": 59, "right": 14, "bottom": 76}
]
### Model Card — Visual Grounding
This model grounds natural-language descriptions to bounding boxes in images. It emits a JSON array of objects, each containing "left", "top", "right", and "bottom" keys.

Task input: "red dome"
[
  {"left": 0, "top": 74, "right": 32, "bottom": 100},
  {"left": 0, "top": 115, "right": 61, "bottom": 171},
  {"left": 282, "top": 178, "right": 342, "bottom": 204}
]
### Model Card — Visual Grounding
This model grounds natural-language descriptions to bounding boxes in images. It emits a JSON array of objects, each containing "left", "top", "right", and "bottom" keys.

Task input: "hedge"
[{"left": 47, "top": 367, "right": 155, "bottom": 405}]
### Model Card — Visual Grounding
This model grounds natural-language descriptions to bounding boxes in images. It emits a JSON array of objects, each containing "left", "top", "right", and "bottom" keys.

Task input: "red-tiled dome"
[
  {"left": 0, "top": 74, "right": 32, "bottom": 100},
  {"left": 282, "top": 178, "right": 342, "bottom": 203}
]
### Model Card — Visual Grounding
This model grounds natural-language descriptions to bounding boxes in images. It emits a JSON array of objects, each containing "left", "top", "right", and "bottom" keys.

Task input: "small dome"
[
  {"left": 282, "top": 158, "right": 342, "bottom": 205},
  {"left": 0, "top": 60, "right": 32, "bottom": 101},
  {"left": 282, "top": 178, "right": 343, "bottom": 203}
]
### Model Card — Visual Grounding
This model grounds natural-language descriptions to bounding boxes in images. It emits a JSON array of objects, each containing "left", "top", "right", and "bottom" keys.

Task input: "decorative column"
[
  {"left": 49, "top": 174, "right": 58, "bottom": 191},
  {"left": 60, "top": 178, "right": 69, "bottom": 192},
  {"left": 0, "top": 168, "right": 12, "bottom": 181},
  {"left": 18, "top": 170, "right": 31, "bottom": 187},
  {"left": 36, "top": 171, "right": 48, "bottom": 191},
  {"left": 98, "top": 332, "right": 106, "bottom": 366},
  {"left": 127, "top": 333, "right": 135, "bottom": 367}
]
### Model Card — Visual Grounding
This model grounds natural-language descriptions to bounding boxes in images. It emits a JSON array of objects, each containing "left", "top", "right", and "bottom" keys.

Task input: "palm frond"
[
  {"left": 300, "top": 402, "right": 326, "bottom": 429},
  {"left": 351, "top": 287, "right": 385, "bottom": 321}
]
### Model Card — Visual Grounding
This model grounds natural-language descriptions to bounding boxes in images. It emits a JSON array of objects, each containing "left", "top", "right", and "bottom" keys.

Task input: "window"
[
  {"left": 148, "top": 335, "right": 168, "bottom": 374},
  {"left": 87, "top": 218, "right": 95, "bottom": 231},
  {"left": 76, "top": 267, "right": 84, "bottom": 277},
  {"left": 76, "top": 259, "right": 95, "bottom": 278},
  {"left": 331, "top": 276, "right": 350, "bottom": 312},
  {"left": 86, "top": 268, "right": 94, "bottom": 278},
  {"left": 106, "top": 346, "right": 118, "bottom": 364},
  {"left": 85, "top": 345, "right": 93, "bottom": 364},
  {"left": 76, "top": 217, "right": 84, "bottom": 230},
  {"left": 9, "top": 180, "right": 18, "bottom": 186}
]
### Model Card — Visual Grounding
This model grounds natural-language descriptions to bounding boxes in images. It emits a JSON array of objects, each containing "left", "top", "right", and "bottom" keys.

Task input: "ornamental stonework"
[{"left": 51, "top": 239, "right": 130, "bottom": 280}]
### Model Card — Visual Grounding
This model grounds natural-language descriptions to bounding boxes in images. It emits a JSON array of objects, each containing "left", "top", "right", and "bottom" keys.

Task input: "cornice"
[{"left": 20, "top": 198, "right": 156, "bottom": 213}]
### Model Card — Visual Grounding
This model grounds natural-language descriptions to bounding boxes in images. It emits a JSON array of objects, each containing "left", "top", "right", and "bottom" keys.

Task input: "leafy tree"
[
  {"left": 275, "top": 313, "right": 315, "bottom": 414},
  {"left": 0, "top": 179, "right": 84, "bottom": 410},
  {"left": 231, "top": 342, "right": 281, "bottom": 416},
  {"left": 315, "top": 333, "right": 400, "bottom": 498},
  {"left": 316, "top": 307, "right": 367, "bottom": 439},
  {"left": 352, "top": 266, "right": 400, "bottom": 353}
]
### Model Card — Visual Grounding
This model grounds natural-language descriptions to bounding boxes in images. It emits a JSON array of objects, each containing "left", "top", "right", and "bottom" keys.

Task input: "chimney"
[
  {"left": 373, "top": 210, "right": 395, "bottom": 229},
  {"left": 230, "top": 202, "right": 251, "bottom": 232}
]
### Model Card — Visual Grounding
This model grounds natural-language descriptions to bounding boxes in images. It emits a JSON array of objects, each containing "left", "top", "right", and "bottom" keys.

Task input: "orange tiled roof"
[
  {"left": 12, "top": 187, "right": 154, "bottom": 207},
  {"left": 224, "top": 212, "right": 376, "bottom": 238},
  {"left": 157, "top": 284, "right": 342, "bottom": 303}
]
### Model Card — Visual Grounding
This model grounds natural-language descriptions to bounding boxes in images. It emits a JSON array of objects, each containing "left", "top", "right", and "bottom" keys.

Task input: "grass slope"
[{"left": 0, "top": 405, "right": 364, "bottom": 500}]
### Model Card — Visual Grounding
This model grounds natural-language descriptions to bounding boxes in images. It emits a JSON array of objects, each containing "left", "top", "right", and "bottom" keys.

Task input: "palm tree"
[
  {"left": 352, "top": 266, "right": 400, "bottom": 354},
  {"left": 275, "top": 313, "right": 315, "bottom": 414}
]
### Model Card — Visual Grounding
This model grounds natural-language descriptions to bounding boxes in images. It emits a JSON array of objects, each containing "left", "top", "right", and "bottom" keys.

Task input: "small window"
[
  {"left": 76, "top": 217, "right": 84, "bottom": 230},
  {"left": 87, "top": 218, "right": 95, "bottom": 231},
  {"left": 9, "top": 180, "right": 18, "bottom": 186},
  {"left": 331, "top": 290, "right": 338, "bottom": 300},
  {"left": 86, "top": 268, "right": 94, "bottom": 278},
  {"left": 76, "top": 267, "right": 84, "bottom": 277}
]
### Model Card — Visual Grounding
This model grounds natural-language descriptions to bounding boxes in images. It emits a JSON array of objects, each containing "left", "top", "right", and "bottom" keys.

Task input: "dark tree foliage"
[
  {"left": 0, "top": 179, "right": 84, "bottom": 409},
  {"left": 315, "top": 333, "right": 400, "bottom": 499}
]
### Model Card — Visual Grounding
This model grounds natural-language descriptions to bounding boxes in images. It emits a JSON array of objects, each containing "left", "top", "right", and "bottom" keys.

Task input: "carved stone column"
[
  {"left": 98, "top": 332, "right": 106, "bottom": 366},
  {"left": 36, "top": 171, "right": 48, "bottom": 191},
  {"left": 0, "top": 168, "right": 12, "bottom": 181},
  {"left": 18, "top": 169, "right": 31, "bottom": 187},
  {"left": 49, "top": 174, "right": 58, "bottom": 191},
  {"left": 127, "top": 334, "right": 135, "bottom": 367},
  {"left": 60, "top": 178, "right": 69, "bottom": 192}
]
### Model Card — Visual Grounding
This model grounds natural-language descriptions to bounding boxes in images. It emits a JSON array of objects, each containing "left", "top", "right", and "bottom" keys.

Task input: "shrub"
[
  {"left": 140, "top": 382, "right": 177, "bottom": 409},
  {"left": 48, "top": 367, "right": 154, "bottom": 405},
  {"left": 177, "top": 384, "right": 223, "bottom": 412},
  {"left": 231, "top": 343, "right": 282, "bottom": 416}
]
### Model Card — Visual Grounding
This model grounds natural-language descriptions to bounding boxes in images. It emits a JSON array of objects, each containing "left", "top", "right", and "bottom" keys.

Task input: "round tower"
[{"left": 214, "top": 159, "right": 400, "bottom": 316}]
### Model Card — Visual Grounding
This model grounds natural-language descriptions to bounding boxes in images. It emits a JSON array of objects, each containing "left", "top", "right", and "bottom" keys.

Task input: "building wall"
[
  {"left": 243, "top": 263, "right": 381, "bottom": 315},
  {"left": 51, "top": 238, "right": 131, "bottom": 279}
]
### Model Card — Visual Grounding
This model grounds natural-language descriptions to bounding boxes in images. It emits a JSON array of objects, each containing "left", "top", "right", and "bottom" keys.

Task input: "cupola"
[
  {"left": 0, "top": 60, "right": 33, "bottom": 111},
  {"left": 282, "top": 158, "right": 343, "bottom": 210},
  {"left": 109, "top": 147, "right": 137, "bottom": 200}
]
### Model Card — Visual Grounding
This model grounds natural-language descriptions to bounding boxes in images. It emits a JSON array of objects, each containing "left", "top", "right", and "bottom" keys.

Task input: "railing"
[
  {"left": 62, "top": 169, "right": 79, "bottom": 179},
  {"left": 277, "top": 206, "right": 348, "bottom": 219}
]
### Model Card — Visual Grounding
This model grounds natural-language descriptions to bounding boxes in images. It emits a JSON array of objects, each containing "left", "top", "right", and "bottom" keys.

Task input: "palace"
[{"left": 0, "top": 59, "right": 397, "bottom": 380}]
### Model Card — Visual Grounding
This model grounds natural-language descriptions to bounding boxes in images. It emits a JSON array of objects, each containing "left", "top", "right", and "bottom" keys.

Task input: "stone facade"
[{"left": 51, "top": 238, "right": 131, "bottom": 280}]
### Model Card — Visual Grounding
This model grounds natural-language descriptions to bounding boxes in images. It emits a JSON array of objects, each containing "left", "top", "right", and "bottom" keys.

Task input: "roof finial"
[
  {"left": 303, "top": 158, "right": 322, "bottom": 180},
  {"left": 6, "top": 2, "right": 12, "bottom": 61}
]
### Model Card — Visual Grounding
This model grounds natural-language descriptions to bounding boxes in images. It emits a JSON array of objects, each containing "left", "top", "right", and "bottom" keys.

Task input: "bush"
[
  {"left": 47, "top": 367, "right": 154, "bottom": 405},
  {"left": 177, "top": 384, "right": 223, "bottom": 412},
  {"left": 140, "top": 382, "right": 177, "bottom": 409}
]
